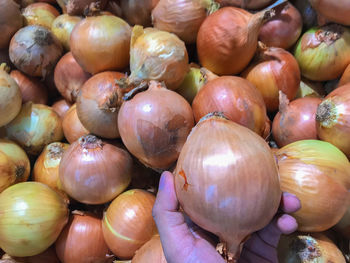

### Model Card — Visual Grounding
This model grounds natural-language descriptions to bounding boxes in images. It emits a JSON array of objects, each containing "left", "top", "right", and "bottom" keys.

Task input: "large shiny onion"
[
  {"left": 70, "top": 15, "right": 131, "bottom": 75},
  {"left": 0, "top": 0, "right": 23, "bottom": 49},
  {"left": 276, "top": 140, "right": 350, "bottom": 232},
  {"left": 174, "top": 113, "right": 281, "bottom": 259},
  {"left": 309, "top": 0, "right": 350, "bottom": 26},
  {"left": 120, "top": 0, "right": 159, "bottom": 26},
  {"left": 215, "top": 0, "right": 272, "bottom": 9},
  {"left": 0, "top": 182, "right": 69, "bottom": 257},
  {"left": 62, "top": 104, "right": 89, "bottom": 143},
  {"left": 102, "top": 189, "right": 157, "bottom": 259},
  {"left": 22, "top": 3, "right": 59, "bottom": 28},
  {"left": 9, "top": 25, "right": 63, "bottom": 78},
  {"left": 132, "top": 235, "right": 166, "bottom": 263}
]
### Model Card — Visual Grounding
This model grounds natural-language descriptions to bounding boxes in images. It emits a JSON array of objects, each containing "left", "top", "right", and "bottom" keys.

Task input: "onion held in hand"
[
  {"left": 0, "top": 0, "right": 23, "bottom": 49},
  {"left": 174, "top": 113, "right": 281, "bottom": 260}
]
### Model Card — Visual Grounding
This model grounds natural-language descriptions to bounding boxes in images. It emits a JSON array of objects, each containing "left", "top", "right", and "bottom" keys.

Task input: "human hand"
[{"left": 152, "top": 171, "right": 301, "bottom": 263}]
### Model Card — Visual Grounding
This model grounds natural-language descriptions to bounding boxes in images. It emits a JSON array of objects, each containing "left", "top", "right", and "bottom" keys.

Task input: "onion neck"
[
  {"left": 316, "top": 100, "right": 338, "bottom": 128},
  {"left": 47, "top": 143, "right": 65, "bottom": 160},
  {"left": 201, "top": 0, "right": 220, "bottom": 14},
  {"left": 290, "top": 236, "right": 322, "bottom": 261},
  {"left": 316, "top": 24, "right": 344, "bottom": 46},
  {"left": 78, "top": 135, "right": 103, "bottom": 150}
]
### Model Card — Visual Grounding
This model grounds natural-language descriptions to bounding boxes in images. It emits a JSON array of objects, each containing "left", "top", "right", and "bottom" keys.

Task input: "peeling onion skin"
[
  {"left": 276, "top": 140, "right": 350, "bottom": 232},
  {"left": 62, "top": 104, "right": 89, "bottom": 144},
  {"left": 0, "top": 0, "right": 23, "bottom": 49},
  {"left": 22, "top": 2, "right": 60, "bottom": 29},
  {"left": 121, "top": 0, "right": 159, "bottom": 26},
  {"left": 174, "top": 114, "right": 281, "bottom": 258},
  {"left": 132, "top": 235, "right": 166, "bottom": 263},
  {"left": 309, "top": 0, "right": 350, "bottom": 26}
]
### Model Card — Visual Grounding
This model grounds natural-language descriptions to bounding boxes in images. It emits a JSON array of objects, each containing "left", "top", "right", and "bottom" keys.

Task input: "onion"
[
  {"left": 76, "top": 71, "right": 125, "bottom": 139},
  {"left": 192, "top": 76, "right": 269, "bottom": 137},
  {"left": 0, "top": 0, "right": 23, "bottom": 49},
  {"left": 278, "top": 233, "right": 346, "bottom": 262},
  {"left": 70, "top": 15, "right": 131, "bottom": 75},
  {"left": 62, "top": 104, "right": 89, "bottom": 143},
  {"left": 22, "top": 3, "right": 59, "bottom": 28},
  {"left": 10, "top": 70, "right": 48, "bottom": 105},
  {"left": 52, "top": 99, "right": 71, "bottom": 119},
  {"left": 215, "top": 0, "right": 273, "bottom": 9},
  {"left": 0, "top": 139, "right": 30, "bottom": 193},
  {"left": 118, "top": 81, "right": 194, "bottom": 170},
  {"left": 51, "top": 14, "right": 82, "bottom": 51},
  {"left": 276, "top": 140, "right": 350, "bottom": 232},
  {"left": 242, "top": 44, "right": 300, "bottom": 112},
  {"left": 102, "top": 189, "right": 157, "bottom": 259},
  {"left": 295, "top": 78, "right": 325, "bottom": 99},
  {"left": 56, "top": 211, "right": 112, "bottom": 263},
  {"left": 0, "top": 182, "right": 69, "bottom": 257},
  {"left": 1, "top": 246, "right": 60, "bottom": 263},
  {"left": 5, "top": 102, "right": 64, "bottom": 155},
  {"left": 259, "top": 2, "right": 302, "bottom": 49},
  {"left": 9, "top": 25, "right": 63, "bottom": 78},
  {"left": 174, "top": 112, "right": 281, "bottom": 259},
  {"left": 293, "top": 0, "right": 318, "bottom": 29},
  {"left": 334, "top": 206, "right": 350, "bottom": 239},
  {"left": 120, "top": 0, "right": 158, "bottom": 26},
  {"left": 339, "top": 64, "right": 350, "bottom": 87},
  {"left": 59, "top": 134, "right": 132, "bottom": 204},
  {"left": 132, "top": 235, "right": 166, "bottom": 263},
  {"left": 54, "top": 52, "right": 91, "bottom": 104},
  {"left": 0, "top": 65, "right": 22, "bottom": 127},
  {"left": 309, "top": 0, "right": 350, "bottom": 26},
  {"left": 294, "top": 24, "right": 350, "bottom": 82},
  {"left": 316, "top": 84, "right": 350, "bottom": 158},
  {"left": 66, "top": 0, "right": 108, "bottom": 15}
]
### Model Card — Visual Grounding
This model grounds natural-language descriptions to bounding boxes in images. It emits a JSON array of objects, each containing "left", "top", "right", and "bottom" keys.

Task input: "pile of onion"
[
  {"left": 309, "top": 0, "right": 350, "bottom": 26},
  {"left": 120, "top": 0, "right": 159, "bottom": 26},
  {"left": 22, "top": 3, "right": 59, "bottom": 28},
  {"left": 62, "top": 104, "right": 89, "bottom": 143},
  {"left": 0, "top": 0, "right": 23, "bottom": 49}
]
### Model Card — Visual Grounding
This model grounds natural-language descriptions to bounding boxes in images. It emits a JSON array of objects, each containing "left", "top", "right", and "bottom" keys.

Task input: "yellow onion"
[
  {"left": 295, "top": 78, "right": 325, "bottom": 99},
  {"left": 120, "top": 0, "right": 159, "bottom": 26},
  {"left": 132, "top": 235, "right": 166, "bottom": 263},
  {"left": 278, "top": 232, "right": 346, "bottom": 262},
  {"left": 294, "top": 24, "right": 350, "bottom": 81},
  {"left": 309, "top": 0, "right": 350, "bottom": 26},
  {"left": 216, "top": 0, "right": 273, "bottom": 9},
  {"left": 51, "top": 14, "right": 82, "bottom": 51},
  {"left": 5, "top": 102, "right": 64, "bottom": 155},
  {"left": 62, "top": 104, "right": 89, "bottom": 143},
  {"left": 174, "top": 113, "right": 281, "bottom": 259},
  {"left": 0, "top": 182, "right": 69, "bottom": 257},
  {"left": 128, "top": 26, "right": 189, "bottom": 90},
  {"left": 0, "top": 0, "right": 23, "bottom": 49},
  {"left": 0, "top": 65, "right": 22, "bottom": 127},
  {"left": 102, "top": 189, "right": 157, "bottom": 259},
  {"left": 0, "top": 139, "right": 30, "bottom": 193},
  {"left": 22, "top": 3, "right": 59, "bottom": 28},
  {"left": 276, "top": 140, "right": 350, "bottom": 232}
]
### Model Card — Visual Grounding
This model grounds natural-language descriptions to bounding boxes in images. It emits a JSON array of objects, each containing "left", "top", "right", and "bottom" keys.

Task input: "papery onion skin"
[
  {"left": 276, "top": 140, "right": 350, "bottom": 232},
  {"left": 56, "top": 212, "right": 112, "bottom": 263},
  {"left": 132, "top": 235, "right": 166, "bottom": 263},
  {"left": 102, "top": 189, "right": 157, "bottom": 259},
  {"left": 294, "top": 24, "right": 350, "bottom": 81},
  {"left": 309, "top": 0, "right": 350, "bottom": 26},
  {"left": 0, "top": 182, "right": 69, "bottom": 257},
  {"left": 54, "top": 52, "right": 91, "bottom": 104},
  {"left": 59, "top": 135, "right": 132, "bottom": 204},
  {"left": 215, "top": 0, "right": 272, "bottom": 9},
  {"left": 338, "top": 64, "right": 350, "bottom": 87},
  {"left": 118, "top": 81, "right": 194, "bottom": 170},
  {"left": 0, "top": 139, "right": 30, "bottom": 193},
  {"left": 10, "top": 70, "right": 48, "bottom": 105},
  {"left": 192, "top": 76, "right": 269, "bottom": 137},
  {"left": 22, "top": 3, "right": 59, "bottom": 28},
  {"left": 62, "top": 104, "right": 89, "bottom": 143},
  {"left": 295, "top": 78, "right": 325, "bottom": 99},
  {"left": 0, "top": 0, "right": 23, "bottom": 49},
  {"left": 121, "top": 0, "right": 159, "bottom": 26},
  {"left": 174, "top": 114, "right": 281, "bottom": 258},
  {"left": 5, "top": 102, "right": 64, "bottom": 155},
  {"left": 70, "top": 15, "right": 131, "bottom": 75},
  {"left": 9, "top": 25, "right": 63, "bottom": 78}
]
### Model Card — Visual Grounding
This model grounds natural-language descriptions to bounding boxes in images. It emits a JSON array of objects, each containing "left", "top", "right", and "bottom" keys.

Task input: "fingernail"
[
  {"left": 283, "top": 192, "right": 296, "bottom": 198},
  {"left": 158, "top": 172, "right": 167, "bottom": 191}
]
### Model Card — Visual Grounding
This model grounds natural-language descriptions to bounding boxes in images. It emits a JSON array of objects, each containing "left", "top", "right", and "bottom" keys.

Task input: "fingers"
[
  {"left": 280, "top": 192, "right": 301, "bottom": 213},
  {"left": 276, "top": 214, "right": 298, "bottom": 235}
]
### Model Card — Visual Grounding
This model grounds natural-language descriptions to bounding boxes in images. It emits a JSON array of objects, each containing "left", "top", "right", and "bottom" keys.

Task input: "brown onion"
[
  {"left": 59, "top": 135, "right": 132, "bottom": 204},
  {"left": 242, "top": 44, "right": 300, "bottom": 112},
  {"left": 10, "top": 70, "right": 48, "bottom": 104},
  {"left": 132, "top": 235, "right": 166, "bottom": 263},
  {"left": 215, "top": 0, "right": 273, "bottom": 9},
  {"left": 56, "top": 211, "right": 112, "bottom": 263},
  {"left": 276, "top": 140, "right": 350, "bottom": 232},
  {"left": 309, "top": 0, "right": 350, "bottom": 26},
  {"left": 22, "top": 3, "right": 59, "bottom": 28},
  {"left": 76, "top": 71, "right": 125, "bottom": 139},
  {"left": 295, "top": 78, "right": 325, "bottom": 99},
  {"left": 173, "top": 113, "right": 281, "bottom": 260},
  {"left": 66, "top": 0, "right": 108, "bottom": 15},
  {"left": 1, "top": 246, "right": 60, "bottom": 263},
  {"left": 259, "top": 2, "right": 302, "bottom": 49},
  {"left": 52, "top": 99, "right": 71, "bottom": 119},
  {"left": 0, "top": 0, "right": 23, "bottom": 49},
  {"left": 102, "top": 189, "right": 157, "bottom": 259},
  {"left": 54, "top": 52, "right": 91, "bottom": 104},
  {"left": 70, "top": 15, "right": 131, "bottom": 75},
  {"left": 272, "top": 97, "right": 322, "bottom": 147},
  {"left": 9, "top": 25, "right": 63, "bottom": 78},
  {"left": 120, "top": 0, "right": 158, "bottom": 26},
  {"left": 339, "top": 64, "right": 350, "bottom": 87},
  {"left": 118, "top": 81, "right": 194, "bottom": 170},
  {"left": 62, "top": 104, "right": 89, "bottom": 143}
]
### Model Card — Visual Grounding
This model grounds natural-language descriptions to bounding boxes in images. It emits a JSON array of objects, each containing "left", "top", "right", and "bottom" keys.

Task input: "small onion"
[
  {"left": 215, "top": 0, "right": 273, "bottom": 9},
  {"left": 174, "top": 113, "right": 281, "bottom": 259},
  {"left": 309, "top": 0, "right": 350, "bottom": 26},
  {"left": 62, "top": 104, "right": 89, "bottom": 143},
  {"left": 66, "top": 0, "right": 108, "bottom": 15},
  {"left": 52, "top": 99, "right": 71, "bottom": 119},
  {"left": 0, "top": 0, "right": 23, "bottom": 49},
  {"left": 22, "top": 3, "right": 59, "bottom": 28},
  {"left": 0, "top": 139, "right": 30, "bottom": 193},
  {"left": 0, "top": 182, "right": 69, "bottom": 257},
  {"left": 102, "top": 189, "right": 157, "bottom": 259},
  {"left": 54, "top": 52, "right": 91, "bottom": 104},
  {"left": 294, "top": 24, "right": 350, "bottom": 81},
  {"left": 118, "top": 81, "right": 194, "bottom": 170},
  {"left": 5, "top": 102, "right": 64, "bottom": 155},
  {"left": 10, "top": 70, "right": 48, "bottom": 105},
  {"left": 56, "top": 212, "right": 112, "bottom": 263},
  {"left": 1, "top": 246, "right": 60, "bottom": 263},
  {"left": 132, "top": 235, "right": 166, "bottom": 263},
  {"left": 295, "top": 78, "right": 325, "bottom": 99},
  {"left": 276, "top": 140, "right": 350, "bottom": 232},
  {"left": 9, "top": 25, "right": 63, "bottom": 78},
  {"left": 293, "top": 0, "right": 318, "bottom": 29},
  {"left": 338, "top": 64, "right": 350, "bottom": 87},
  {"left": 70, "top": 15, "right": 131, "bottom": 75},
  {"left": 59, "top": 135, "right": 132, "bottom": 204}
]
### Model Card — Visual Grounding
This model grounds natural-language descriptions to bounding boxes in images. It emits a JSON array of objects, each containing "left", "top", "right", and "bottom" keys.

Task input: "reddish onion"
[
  {"left": 118, "top": 81, "right": 194, "bottom": 170},
  {"left": 102, "top": 189, "right": 157, "bottom": 259},
  {"left": 0, "top": 0, "right": 23, "bottom": 49},
  {"left": 10, "top": 70, "right": 48, "bottom": 104},
  {"left": 309, "top": 0, "right": 350, "bottom": 26},
  {"left": 54, "top": 52, "right": 91, "bottom": 104},
  {"left": 1, "top": 246, "right": 60, "bottom": 263},
  {"left": 120, "top": 0, "right": 159, "bottom": 26},
  {"left": 192, "top": 76, "right": 269, "bottom": 137},
  {"left": 272, "top": 96, "right": 322, "bottom": 147},
  {"left": 59, "top": 135, "right": 132, "bottom": 204},
  {"left": 22, "top": 3, "right": 59, "bottom": 28},
  {"left": 52, "top": 99, "right": 71, "bottom": 119},
  {"left": 62, "top": 104, "right": 89, "bottom": 143},
  {"left": 132, "top": 235, "right": 166, "bottom": 263},
  {"left": 338, "top": 64, "right": 350, "bottom": 87},
  {"left": 215, "top": 0, "right": 273, "bottom": 9},
  {"left": 56, "top": 211, "right": 112, "bottom": 263}
]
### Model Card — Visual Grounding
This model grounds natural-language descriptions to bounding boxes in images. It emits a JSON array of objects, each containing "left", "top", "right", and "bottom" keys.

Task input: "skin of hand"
[{"left": 152, "top": 171, "right": 301, "bottom": 263}]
